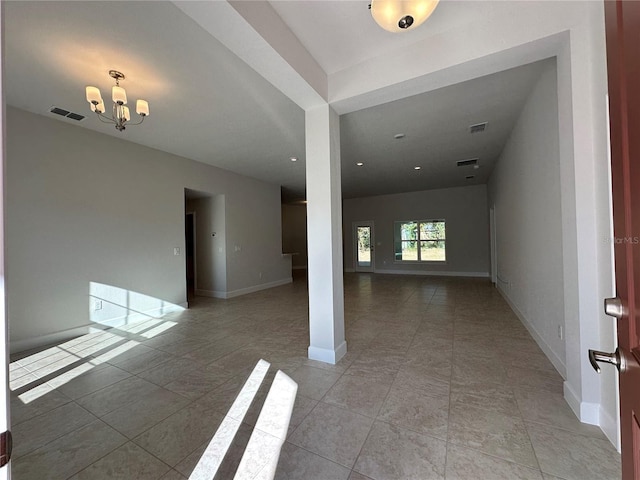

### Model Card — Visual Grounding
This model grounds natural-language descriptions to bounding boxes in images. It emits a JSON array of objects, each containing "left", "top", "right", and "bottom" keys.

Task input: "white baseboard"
[
  {"left": 308, "top": 341, "right": 347, "bottom": 365},
  {"left": 599, "top": 402, "right": 621, "bottom": 452},
  {"left": 373, "top": 269, "right": 490, "bottom": 278},
  {"left": 497, "top": 285, "right": 567, "bottom": 379},
  {"left": 195, "top": 288, "right": 226, "bottom": 299},
  {"left": 563, "top": 381, "right": 599, "bottom": 425},
  {"left": 10, "top": 302, "right": 187, "bottom": 354},
  {"left": 226, "top": 278, "right": 292, "bottom": 298},
  {"left": 10, "top": 326, "right": 93, "bottom": 354},
  {"left": 197, "top": 278, "right": 293, "bottom": 300}
]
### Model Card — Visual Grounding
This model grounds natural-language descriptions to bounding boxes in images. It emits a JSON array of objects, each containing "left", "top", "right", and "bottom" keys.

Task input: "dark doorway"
[{"left": 185, "top": 212, "right": 195, "bottom": 300}]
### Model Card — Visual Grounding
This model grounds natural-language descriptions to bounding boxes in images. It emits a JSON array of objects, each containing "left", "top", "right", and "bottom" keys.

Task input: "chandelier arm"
[
  {"left": 96, "top": 112, "right": 116, "bottom": 124},
  {"left": 126, "top": 115, "right": 146, "bottom": 127}
]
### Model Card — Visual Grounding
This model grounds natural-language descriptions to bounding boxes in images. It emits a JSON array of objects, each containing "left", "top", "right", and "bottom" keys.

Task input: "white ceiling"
[{"left": 4, "top": 1, "right": 548, "bottom": 202}]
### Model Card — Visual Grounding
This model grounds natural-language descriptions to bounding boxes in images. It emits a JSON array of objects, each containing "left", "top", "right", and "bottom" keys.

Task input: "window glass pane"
[
  {"left": 420, "top": 240, "right": 446, "bottom": 261},
  {"left": 420, "top": 221, "right": 445, "bottom": 240},
  {"left": 402, "top": 240, "right": 418, "bottom": 260},
  {"left": 400, "top": 222, "right": 418, "bottom": 241}
]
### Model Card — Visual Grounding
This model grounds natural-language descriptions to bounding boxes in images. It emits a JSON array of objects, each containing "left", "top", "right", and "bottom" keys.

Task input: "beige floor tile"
[
  {"left": 12, "top": 419, "right": 127, "bottom": 480},
  {"left": 527, "top": 422, "right": 620, "bottom": 480},
  {"left": 10, "top": 275, "right": 614, "bottom": 480},
  {"left": 51, "top": 364, "right": 132, "bottom": 399},
  {"left": 76, "top": 376, "right": 163, "bottom": 417},
  {"left": 133, "top": 402, "right": 224, "bottom": 467},
  {"left": 450, "top": 380, "right": 519, "bottom": 416},
  {"left": 515, "top": 387, "right": 606, "bottom": 439},
  {"left": 10, "top": 384, "right": 72, "bottom": 425},
  {"left": 378, "top": 387, "right": 449, "bottom": 440},
  {"left": 354, "top": 420, "right": 446, "bottom": 480},
  {"left": 448, "top": 404, "right": 538, "bottom": 468},
  {"left": 101, "top": 387, "right": 190, "bottom": 438},
  {"left": 274, "top": 442, "right": 351, "bottom": 480},
  {"left": 288, "top": 365, "right": 342, "bottom": 400},
  {"left": 69, "top": 441, "right": 171, "bottom": 479},
  {"left": 289, "top": 402, "right": 374, "bottom": 468},
  {"left": 322, "top": 374, "right": 393, "bottom": 417},
  {"left": 445, "top": 444, "right": 544, "bottom": 480},
  {"left": 12, "top": 402, "right": 97, "bottom": 458}
]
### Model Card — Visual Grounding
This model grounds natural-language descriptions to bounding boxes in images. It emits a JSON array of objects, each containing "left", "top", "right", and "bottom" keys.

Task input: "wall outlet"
[
  {"left": 174, "top": 247, "right": 180, "bottom": 256},
  {"left": 93, "top": 299, "right": 103, "bottom": 311},
  {"left": 558, "top": 325, "right": 564, "bottom": 340}
]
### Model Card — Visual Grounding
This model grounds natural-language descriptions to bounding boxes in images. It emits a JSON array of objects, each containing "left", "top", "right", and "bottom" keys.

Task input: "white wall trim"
[
  {"left": 564, "top": 380, "right": 599, "bottom": 426},
  {"left": 600, "top": 401, "right": 622, "bottom": 452},
  {"left": 308, "top": 340, "right": 347, "bottom": 365},
  {"left": 11, "top": 325, "right": 92, "bottom": 354},
  {"left": 226, "top": 278, "right": 292, "bottom": 298},
  {"left": 373, "top": 269, "right": 490, "bottom": 278},
  {"left": 497, "top": 285, "right": 567, "bottom": 379},
  {"left": 195, "top": 288, "right": 227, "bottom": 299},
  {"left": 197, "top": 278, "right": 293, "bottom": 300}
]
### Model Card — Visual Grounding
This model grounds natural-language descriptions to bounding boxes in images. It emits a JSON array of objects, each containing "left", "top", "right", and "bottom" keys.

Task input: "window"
[{"left": 394, "top": 220, "right": 446, "bottom": 262}]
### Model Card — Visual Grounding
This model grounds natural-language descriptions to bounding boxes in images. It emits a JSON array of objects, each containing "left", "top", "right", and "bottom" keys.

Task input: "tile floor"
[{"left": 9, "top": 273, "right": 621, "bottom": 479}]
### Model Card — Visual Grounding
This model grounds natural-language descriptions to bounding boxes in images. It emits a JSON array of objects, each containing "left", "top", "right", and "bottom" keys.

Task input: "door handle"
[
  {"left": 589, "top": 347, "right": 625, "bottom": 373},
  {"left": 604, "top": 297, "right": 625, "bottom": 319}
]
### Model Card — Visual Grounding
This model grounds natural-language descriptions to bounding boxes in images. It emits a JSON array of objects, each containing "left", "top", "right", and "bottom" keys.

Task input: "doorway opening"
[
  {"left": 354, "top": 221, "right": 374, "bottom": 272},
  {"left": 185, "top": 211, "right": 196, "bottom": 301}
]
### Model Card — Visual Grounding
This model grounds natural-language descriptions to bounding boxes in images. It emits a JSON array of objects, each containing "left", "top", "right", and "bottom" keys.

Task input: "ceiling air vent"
[
  {"left": 49, "top": 106, "right": 85, "bottom": 121},
  {"left": 469, "top": 122, "right": 488, "bottom": 134},
  {"left": 456, "top": 158, "right": 479, "bottom": 167}
]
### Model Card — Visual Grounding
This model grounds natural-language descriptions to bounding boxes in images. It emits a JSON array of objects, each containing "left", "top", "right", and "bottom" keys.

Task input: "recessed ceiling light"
[
  {"left": 394, "top": 133, "right": 406, "bottom": 139},
  {"left": 473, "top": 164, "right": 481, "bottom": 170},
  {"left": 356, "top": 162, "right": 364, "bottom": 166},
  {"left": 290, "top": 157, "right": 298, "bottom": 162},
  {"left": 414, "top": 166, "right": 421, "bottom": 170}
]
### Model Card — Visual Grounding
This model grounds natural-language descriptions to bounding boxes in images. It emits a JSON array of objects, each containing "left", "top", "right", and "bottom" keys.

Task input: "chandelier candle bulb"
[
  {"left": 136, "top": 99, "right": 149, "bottom": 117},
  {"left": 112, "top": 85, "right": 127, "bottom": 105},
  {"left": 85, "top": 86, "right": 102, "bottom": 104}
]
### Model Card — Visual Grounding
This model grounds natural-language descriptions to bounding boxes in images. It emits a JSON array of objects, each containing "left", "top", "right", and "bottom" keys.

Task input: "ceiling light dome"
[{"left": 371, "top": 0, "right": 439, "bottom": 33}]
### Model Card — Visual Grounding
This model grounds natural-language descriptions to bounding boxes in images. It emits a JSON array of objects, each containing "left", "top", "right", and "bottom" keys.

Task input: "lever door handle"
[{"left": 589, "top": 348, "right": 624, "bottom": 373}]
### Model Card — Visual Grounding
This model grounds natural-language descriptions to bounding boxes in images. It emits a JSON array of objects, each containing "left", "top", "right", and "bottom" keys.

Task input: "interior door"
[
  {"left": 593, "top": 2, "right": 640, "bottom": 478},
  {"left": 354, "top": 221, "right": 374, "bottom": 272}
]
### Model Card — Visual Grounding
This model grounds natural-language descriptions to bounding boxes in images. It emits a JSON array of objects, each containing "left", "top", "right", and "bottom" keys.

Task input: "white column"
[{"left": 305, "top": 104, "right": 347, "bottom": 364}]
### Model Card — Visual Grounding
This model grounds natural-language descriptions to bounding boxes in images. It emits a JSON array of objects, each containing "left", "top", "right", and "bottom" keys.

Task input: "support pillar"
[{"left": 305, "top": 104, "right": 347, "bottom": 364}]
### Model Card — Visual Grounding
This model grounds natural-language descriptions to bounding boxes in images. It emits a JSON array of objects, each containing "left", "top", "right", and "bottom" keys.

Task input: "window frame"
[{"left": 393, "top": 219, "right": 447, "bottom": 264}]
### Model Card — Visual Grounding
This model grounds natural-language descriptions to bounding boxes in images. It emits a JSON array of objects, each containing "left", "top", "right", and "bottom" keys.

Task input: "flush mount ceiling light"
[
  {"left": 85, "top": 70, "right": 149, "bottom": 132},
  {"left": 370, "top": 0, "right": 439, "bottom": 33}
]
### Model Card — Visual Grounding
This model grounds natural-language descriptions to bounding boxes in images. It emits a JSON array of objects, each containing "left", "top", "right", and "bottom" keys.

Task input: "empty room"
[{"left": 1, "top": 1, "right": 636, "bottom": 479}]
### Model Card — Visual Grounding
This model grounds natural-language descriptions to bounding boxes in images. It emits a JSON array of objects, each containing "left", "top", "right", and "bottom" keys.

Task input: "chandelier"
[
  {"left": 370, "top": 0, "right": 439, "bottom": 32},
  {"left": 85, "top": 70, "right": 149, "bottom": 132}
]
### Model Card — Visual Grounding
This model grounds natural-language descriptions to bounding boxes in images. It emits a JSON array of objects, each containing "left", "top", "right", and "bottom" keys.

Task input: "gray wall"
[
  {"left": 488, "top": 61, "right": 565, "bottom": 373},
  {"left": 7, "top": 107, "right": 291, "bottom": 351},
  {"left": 343, "top": 185, "right": 490, "bottom": 276},
  {"left": 281, "top": 204, "right": 308, "bottom": 268}
]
